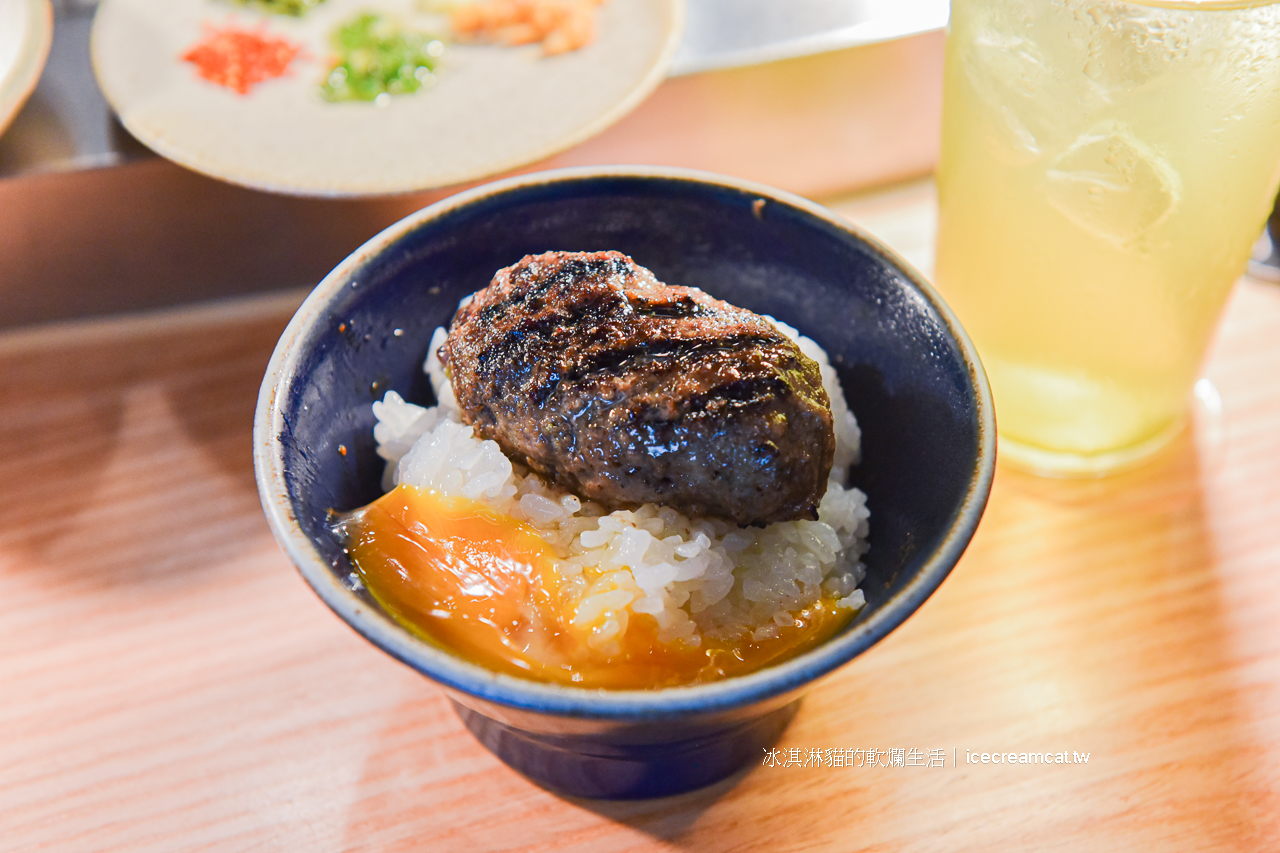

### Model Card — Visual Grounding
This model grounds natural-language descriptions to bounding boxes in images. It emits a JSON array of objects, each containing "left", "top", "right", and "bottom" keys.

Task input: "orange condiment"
[
  {"left": 343, "top": 485, "right": 855, "bottom": 688},
  {"left": 451, "top": 0, "right": 605, "bottom": 56},
  {"left": 182, "top": 24, "right": 302, "bottom": 95}
]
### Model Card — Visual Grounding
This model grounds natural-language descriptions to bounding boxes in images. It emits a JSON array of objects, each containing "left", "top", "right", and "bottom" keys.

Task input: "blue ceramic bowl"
[{"left": 254, "top": 167, "right": 995, "bottom": 799}]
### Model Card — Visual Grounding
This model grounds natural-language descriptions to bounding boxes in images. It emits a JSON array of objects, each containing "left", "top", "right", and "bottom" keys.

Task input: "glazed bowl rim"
[{"left": 253, "top": 164, "right": 995, "bottom": 720}]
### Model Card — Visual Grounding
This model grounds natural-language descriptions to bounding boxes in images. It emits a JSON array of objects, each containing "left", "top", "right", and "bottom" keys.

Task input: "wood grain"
[{"left": 2, "top": 188, "right": 1278, "bottom": 852}]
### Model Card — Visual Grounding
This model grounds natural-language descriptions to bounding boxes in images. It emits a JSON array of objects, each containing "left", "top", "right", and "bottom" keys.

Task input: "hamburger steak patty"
[{"left": 440, "top": 251, "right": 836, "bottom": 527}]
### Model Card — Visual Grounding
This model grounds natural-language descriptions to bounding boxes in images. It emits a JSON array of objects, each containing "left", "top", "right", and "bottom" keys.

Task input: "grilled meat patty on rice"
[{"left": 440, "top": 251, "right": 836, "bottom": 526}]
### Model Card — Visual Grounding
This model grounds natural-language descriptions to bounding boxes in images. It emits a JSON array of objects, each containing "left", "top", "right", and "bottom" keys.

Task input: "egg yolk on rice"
[{"left": 342, "top": 484, "right": 854, "bottom": 688}]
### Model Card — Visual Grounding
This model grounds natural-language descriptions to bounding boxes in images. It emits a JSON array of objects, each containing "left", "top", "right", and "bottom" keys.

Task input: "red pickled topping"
[{"left": 182, "top": 24, "right": 302, "bottom": 95}]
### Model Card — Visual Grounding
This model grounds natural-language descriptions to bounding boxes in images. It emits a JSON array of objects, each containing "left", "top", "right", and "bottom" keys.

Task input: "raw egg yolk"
[{"left": 342, "top": 485, "right": 855, "bottom": 688}]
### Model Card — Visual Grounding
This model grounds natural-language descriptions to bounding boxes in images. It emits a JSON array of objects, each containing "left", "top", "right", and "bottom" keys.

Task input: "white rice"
[{"left": 371, "top": 320, "right": 869, "bottom": 655}]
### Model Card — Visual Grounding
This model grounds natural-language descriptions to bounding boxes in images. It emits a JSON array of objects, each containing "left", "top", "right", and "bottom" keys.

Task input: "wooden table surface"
[{"left": 3, "top": 182, "right": 1278, "bottom": 852}]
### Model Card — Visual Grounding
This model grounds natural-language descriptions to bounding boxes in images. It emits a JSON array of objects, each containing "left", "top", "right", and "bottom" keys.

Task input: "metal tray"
[{"left": 0, "top": 0, "right": 948, "bottom": 329}]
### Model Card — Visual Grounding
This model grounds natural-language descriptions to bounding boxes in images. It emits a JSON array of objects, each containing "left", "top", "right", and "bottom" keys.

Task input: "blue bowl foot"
[{"left": 451, "top": 699, "right": 801, "bottom": 800}]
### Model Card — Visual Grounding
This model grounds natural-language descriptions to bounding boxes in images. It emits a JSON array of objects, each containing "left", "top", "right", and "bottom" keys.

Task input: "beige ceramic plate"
[
  {"left": 0, "top": 0, "right": 52, "bottom": 138},
  {"left": 91, "top": 0, "right": 684, "bottom": 196}
]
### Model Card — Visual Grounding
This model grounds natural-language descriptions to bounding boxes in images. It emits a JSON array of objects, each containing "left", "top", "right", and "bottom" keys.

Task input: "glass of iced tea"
[{"left": 935, "top": 0, "right": 1280, "bottom": 475}]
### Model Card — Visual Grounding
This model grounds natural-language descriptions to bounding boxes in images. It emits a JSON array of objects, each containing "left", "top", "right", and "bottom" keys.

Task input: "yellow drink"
[{"left": 936, "top": 0, "right": 1280, "bottom": 474}]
